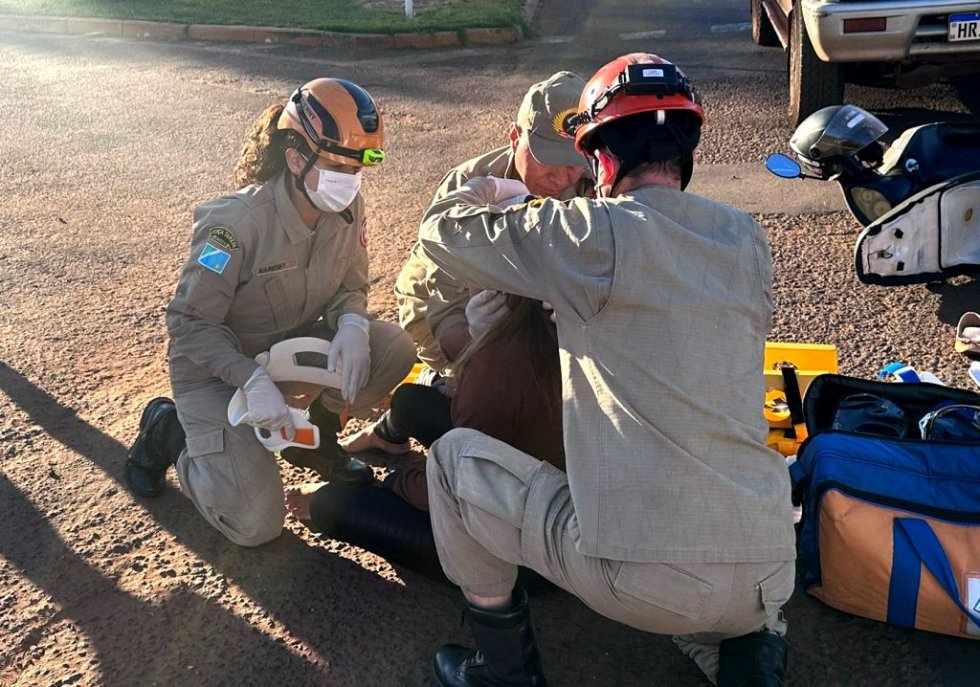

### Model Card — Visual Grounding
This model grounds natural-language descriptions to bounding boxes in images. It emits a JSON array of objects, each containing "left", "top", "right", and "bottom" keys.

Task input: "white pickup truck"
[{"left": 751, "top": 0, "right": 980, "bottom": 123}]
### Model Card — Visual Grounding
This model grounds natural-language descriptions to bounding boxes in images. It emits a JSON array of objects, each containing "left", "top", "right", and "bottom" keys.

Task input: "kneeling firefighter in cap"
[
  {"left": 125, "top": 77, "right": 415, "bottom": 547},
  {"left": 394, "top": 71, "right": 593, "bottom": 378},
  {"left": 416, "top": 53, "right": 795, "bottom": 686}
]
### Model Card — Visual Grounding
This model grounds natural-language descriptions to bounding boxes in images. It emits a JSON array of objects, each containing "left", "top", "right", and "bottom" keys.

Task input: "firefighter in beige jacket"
[
  {"left": 124, "top": 79, "right": 415, "bottom": 547},
  {"left": 419, "top": 55, "right": 796, "bottom": 687},
  {"left": 394, "top": 72, "right": 591, "bottom": 374}
]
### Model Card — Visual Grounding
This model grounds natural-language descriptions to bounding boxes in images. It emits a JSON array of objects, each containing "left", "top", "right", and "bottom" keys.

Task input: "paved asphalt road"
[{"left": 1, "top": 0, "right": 979, "bottom": 685}]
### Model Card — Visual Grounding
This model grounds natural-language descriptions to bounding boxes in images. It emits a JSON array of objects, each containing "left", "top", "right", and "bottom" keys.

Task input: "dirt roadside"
[{"left": 2, "top": 17, "right": 980, "bottom": 687}]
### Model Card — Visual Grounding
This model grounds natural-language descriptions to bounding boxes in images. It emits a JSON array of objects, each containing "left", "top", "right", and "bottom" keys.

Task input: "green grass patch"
[{"left": 0, "top": 0, "right": 527, "bottom": 34}]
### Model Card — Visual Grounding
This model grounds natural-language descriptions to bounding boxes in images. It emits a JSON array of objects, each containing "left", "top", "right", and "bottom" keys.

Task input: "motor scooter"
[{"left": 766, "top": 104, "right": 980, "bottom": 285}]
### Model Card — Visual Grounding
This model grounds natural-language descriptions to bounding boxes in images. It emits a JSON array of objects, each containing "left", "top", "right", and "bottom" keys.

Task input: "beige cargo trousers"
[
  {"left": 427, "top": 428, "right": 794, "bottom": 683},
  {"left": 173, "top": 321, "right": 414, "bottom": 547}
]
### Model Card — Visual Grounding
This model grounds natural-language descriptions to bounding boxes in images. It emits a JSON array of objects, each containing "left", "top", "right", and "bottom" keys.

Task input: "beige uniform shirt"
[
  {"left": 394, "top": 146, "right": 514, "bottom": 350},
  {"left": 395, "top": 146, "right": 588, "bottom": 360},
  {"left": 419, "top": 178, "right": 796, "bottom": 564},
  {"left": 167, "top": 173, "right": 369, "bottom": 393}
]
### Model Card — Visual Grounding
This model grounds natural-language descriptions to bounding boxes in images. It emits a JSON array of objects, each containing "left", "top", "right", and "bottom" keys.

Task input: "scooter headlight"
[{"left": 850, "top": 187, "right": 892, "bottom": 223}]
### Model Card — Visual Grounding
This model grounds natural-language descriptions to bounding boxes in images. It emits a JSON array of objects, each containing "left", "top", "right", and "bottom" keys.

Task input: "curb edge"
[{"left": 0, "top": 14, "right": 525, "bottom": 50}]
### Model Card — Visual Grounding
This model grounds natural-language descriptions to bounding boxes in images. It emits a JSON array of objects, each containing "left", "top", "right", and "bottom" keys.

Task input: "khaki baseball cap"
[{"left": 516, "top": 71, "right": 588, "bottom": 169}]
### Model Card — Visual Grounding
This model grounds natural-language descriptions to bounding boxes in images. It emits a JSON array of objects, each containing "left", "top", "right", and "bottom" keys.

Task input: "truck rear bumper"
[{"left": 802, "top": 0, "right": 980, "bottom": 61}]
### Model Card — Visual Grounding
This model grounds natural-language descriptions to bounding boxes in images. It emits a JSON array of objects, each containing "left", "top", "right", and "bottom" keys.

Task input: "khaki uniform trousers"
[
  {"left": 426, "top": 428, "right": 794, "bottom": 684},
  {"left": 174, "top": 321, "right": 415, "bottom": 547}
]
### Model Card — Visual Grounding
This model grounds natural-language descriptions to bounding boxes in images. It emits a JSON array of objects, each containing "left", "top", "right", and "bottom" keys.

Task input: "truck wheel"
[
  {"left": 789, "top": 5, "right": 844, "bottom": 125},
  {"left": 752, "top": 0, "right": 779, "bottom": 47}
]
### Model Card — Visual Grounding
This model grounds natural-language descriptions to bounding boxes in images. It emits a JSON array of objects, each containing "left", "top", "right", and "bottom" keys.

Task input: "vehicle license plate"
[{"left": 949, "top": 12, "right": 980, "bottom": 42}]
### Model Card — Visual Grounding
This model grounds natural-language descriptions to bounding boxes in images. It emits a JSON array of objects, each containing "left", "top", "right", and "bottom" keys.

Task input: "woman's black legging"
[
  {"left": 310, "top": 481, "right": 451, "bottom": 584},
  {"left": 309, "top": 482, "right": 556, "bottom": 595},
  {"left": 373, "top": 383, "right": 453, "bottom": 447}
]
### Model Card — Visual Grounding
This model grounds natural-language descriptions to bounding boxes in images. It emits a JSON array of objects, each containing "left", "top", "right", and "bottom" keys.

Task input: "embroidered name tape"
[{"left": 257, "top": 258, "right": 298, "bottom": 276}]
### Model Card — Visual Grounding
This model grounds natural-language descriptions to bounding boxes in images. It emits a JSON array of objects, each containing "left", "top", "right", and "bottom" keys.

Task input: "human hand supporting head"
[
  {"left": 465, "top": 290, "right": 510, "bottom": 339},
  {"left": 328, "top": 314, "right": 372, "bottom": 402}
]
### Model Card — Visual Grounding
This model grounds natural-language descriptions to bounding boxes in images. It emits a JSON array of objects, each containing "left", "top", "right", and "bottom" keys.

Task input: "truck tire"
[
  {"left": 789, "top": 5, "right": 844, "bottom": 125},
  {"left": 752, "top": 0, "right": 779, "bottom": 47}
]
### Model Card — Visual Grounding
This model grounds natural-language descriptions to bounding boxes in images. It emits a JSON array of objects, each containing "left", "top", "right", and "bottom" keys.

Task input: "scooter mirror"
[{"left": 765, "top": 153, "right": 803, "bottom": 179}]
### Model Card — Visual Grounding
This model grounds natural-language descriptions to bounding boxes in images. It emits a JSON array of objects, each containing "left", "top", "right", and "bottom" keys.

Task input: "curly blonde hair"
[{"left": 232, "top": 103, "right": 310, "bottom": 188}]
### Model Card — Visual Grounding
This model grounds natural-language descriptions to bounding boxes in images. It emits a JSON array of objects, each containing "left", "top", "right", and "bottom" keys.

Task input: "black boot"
[
  {"left": 125, "top": 397, "right": 184, "bottom": 497},
  {"left": 279, "top": 402, "right": 374, "bottom": 485},
  {"left": 433, "top": 589, "right": 547, "bottom": 687},
  {"left": 717, "top": 631, "right": 788, "bottom": 687}
]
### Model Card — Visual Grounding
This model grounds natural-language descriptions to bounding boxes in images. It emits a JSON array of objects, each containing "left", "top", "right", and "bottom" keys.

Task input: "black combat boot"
[
  {"left": 433, "top": 588, "right": 547, "bottom": 687},
  {"left": 717, "top": 631, "right": 788, "bottom": 687},
  {"left": 125, "top": 397, "right": 184, "bottom": 497},
  {"left": 279, "top": 401, "right": 374, "bottom": 485}
]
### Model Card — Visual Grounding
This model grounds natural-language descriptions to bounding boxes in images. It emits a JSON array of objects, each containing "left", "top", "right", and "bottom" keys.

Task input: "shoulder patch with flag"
[{"left": 198, "top": 242, "right": 231, "bottom": 274}]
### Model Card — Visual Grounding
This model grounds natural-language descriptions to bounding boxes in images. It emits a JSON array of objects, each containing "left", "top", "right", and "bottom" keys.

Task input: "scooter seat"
[{"left": 879, "top": 122, "right": 980, "bottom": 181}]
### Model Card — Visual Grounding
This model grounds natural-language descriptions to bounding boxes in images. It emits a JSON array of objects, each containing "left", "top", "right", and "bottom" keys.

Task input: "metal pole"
[{"left": 405, "top": 0, "right": 413, "bottom": 18}]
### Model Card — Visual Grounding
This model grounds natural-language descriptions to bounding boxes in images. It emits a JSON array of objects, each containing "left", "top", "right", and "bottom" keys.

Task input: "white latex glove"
[
  {"left": 486, "top": 176, "right": 530, "bottom": 204},
  {"left": 328, "top": 314, "right": 371, "bottom": 402},
  {"left": 466, "top": 290, "right": 509, "bottom": 339},
  {"left": 242, "top": 367, "right": 295, "bottom": 437}
]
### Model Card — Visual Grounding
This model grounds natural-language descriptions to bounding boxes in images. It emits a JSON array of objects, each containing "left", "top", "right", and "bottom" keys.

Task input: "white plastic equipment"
[{"left": 227, "top": 337, "right": 342, "bottom": 452}]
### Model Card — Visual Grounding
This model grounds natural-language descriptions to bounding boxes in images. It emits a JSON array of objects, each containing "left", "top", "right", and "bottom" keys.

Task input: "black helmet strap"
[
  {"left": 588, "top": 112, "right": 700, "bottom": 191},
  {"left": 294, "top": 152, "right": 320, "bottom": 208}
]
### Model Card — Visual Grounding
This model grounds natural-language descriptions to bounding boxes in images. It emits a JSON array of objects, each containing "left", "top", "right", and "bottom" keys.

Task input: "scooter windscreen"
[{"left": 791, "top": 104, "right": 888, "bottom": 162}]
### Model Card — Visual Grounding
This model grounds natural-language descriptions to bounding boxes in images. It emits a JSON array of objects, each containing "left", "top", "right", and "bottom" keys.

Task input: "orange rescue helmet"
[{"left": 278, "top": 78, "right": 386, "bottom": 168}]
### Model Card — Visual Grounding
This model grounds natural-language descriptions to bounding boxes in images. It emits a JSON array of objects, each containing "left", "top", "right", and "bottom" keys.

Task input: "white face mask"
[{"left": 304, "top": 166, "right": 362, "bottom": 213}]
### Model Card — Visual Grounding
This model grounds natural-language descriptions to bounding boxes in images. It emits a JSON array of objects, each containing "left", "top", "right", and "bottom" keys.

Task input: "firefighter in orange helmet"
[
  {"left": 418, "top": 54, "right": 793, "bottom": 686},
  {"left": 124, "top": 78, "right": 415, "bottom": 547}
]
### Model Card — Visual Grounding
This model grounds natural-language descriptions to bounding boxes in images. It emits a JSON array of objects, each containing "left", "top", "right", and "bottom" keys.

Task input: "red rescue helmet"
[{"left": 569, "top": 54, "right": 704, "bottom": 189}]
